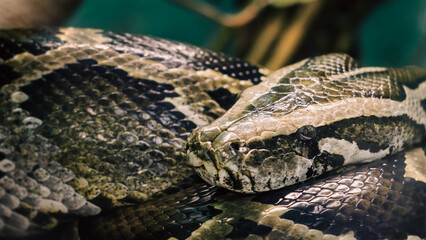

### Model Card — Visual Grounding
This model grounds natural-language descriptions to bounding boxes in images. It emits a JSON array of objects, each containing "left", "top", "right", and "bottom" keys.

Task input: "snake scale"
[{"left": 0, "top": 27, "right": 425, "bottom": 240}]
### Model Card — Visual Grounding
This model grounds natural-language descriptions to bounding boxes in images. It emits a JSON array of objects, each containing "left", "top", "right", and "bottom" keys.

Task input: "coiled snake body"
[{"left": 0, "top": 28, "right": 425, "bottom": 240}]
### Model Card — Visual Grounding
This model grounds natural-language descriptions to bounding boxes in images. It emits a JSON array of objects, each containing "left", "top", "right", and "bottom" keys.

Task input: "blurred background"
[{"left": 1, "top": 0, "right": 425, "bottom": 70}]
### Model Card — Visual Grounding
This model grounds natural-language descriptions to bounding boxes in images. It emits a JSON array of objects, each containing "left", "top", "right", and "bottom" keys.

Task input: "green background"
[{"left": 66, "top": 0, "right": 426, "bottom": 68}]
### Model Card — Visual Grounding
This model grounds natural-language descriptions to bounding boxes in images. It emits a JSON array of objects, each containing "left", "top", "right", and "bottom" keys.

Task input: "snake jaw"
[
  {"left": 187, "top": 124, "right": 317, "bottom": 193},
  {"left": 188, "top": 126, "right": 249, "bottom": 192}
]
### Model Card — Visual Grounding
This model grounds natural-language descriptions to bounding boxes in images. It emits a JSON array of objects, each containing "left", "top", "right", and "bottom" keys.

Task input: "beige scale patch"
[
  {"left": 203, "top": 59, "right": 309, "bottom": 132},
  {"left": 56, "top": 27, "right": 113, "bottom": 44},
  {"left": 404, "top": 147, "right": 426, "bottom": 183}
]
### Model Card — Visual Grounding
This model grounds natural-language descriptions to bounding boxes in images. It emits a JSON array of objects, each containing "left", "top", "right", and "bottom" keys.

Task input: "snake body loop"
[{"left": 0, "top": 28, "right": 425, "bottom": 240}]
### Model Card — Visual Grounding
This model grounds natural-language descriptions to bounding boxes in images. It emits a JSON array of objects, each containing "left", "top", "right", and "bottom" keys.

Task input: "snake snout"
[{"left": 187, "top": 126, "right": 255, "bottom": 191}]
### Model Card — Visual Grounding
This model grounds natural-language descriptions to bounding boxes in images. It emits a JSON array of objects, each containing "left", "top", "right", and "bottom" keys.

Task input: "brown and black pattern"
[
  {"left": 0, "top": 28, "right": 425, "bottom": 240},
  {"left": 187, "top": 52, "right": 426, "bottom": 194},
  {"left": 0, "top": 27, "right": 263, "bottom": 236},
  {"left": 246, "top": 54, "right": 426, "bottom": 115},
  {"left": 78, "top": 151, "right": 426, "bottom": 240}
]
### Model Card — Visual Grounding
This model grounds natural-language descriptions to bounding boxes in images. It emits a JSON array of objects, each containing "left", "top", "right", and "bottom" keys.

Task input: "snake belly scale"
[{"left": 0, "top": 27, "right": 425, "bottom": 240}]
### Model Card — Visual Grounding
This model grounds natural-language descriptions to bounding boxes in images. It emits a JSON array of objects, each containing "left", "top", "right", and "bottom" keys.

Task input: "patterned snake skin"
[{"left": 0, "top": 28, "right": 425, "bottom": 240}]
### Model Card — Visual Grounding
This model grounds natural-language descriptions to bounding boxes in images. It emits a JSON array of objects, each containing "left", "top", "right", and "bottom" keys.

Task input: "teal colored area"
[
  {"left": 67, "top": 0, "right": 426, "bottom": 67},
  {"left": 360, "top": 0, "right": 426, "bottom": 67},
  {"left": 66, "top": 0, "right": 218, "bottom": 47}
]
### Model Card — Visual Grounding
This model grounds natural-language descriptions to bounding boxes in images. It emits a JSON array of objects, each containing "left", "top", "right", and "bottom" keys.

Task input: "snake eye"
[{"left": 297, "top": 125, "right": 316, "bottom": 141}]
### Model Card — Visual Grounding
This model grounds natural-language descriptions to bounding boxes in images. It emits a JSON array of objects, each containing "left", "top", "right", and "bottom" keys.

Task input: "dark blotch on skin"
[
  {"left": 313, "top": 151, "right": 345, "bottom": 170},
  {"left": 316, "top": 115, "right": 425, "bottom": 153},
  {"left": 101, "top": 30, "right": 264, "bottom": 83},
  {"left": 0, "top": 64, "right": 21, "bottom": 87},
  {"left": 421, "top": 99, "right": 426, "bottom": 113},
  {"left": 226, "top": 219, "right": 272, "bottom": 238},
  {"left": 225, "top": 168, "right": 243, "bottom": 191},
  {"left": 0, "top": 28, "right": 63, "bottom": 59},
  {"left": 206, "top": 88, "right": 238, "bottom": 110}
]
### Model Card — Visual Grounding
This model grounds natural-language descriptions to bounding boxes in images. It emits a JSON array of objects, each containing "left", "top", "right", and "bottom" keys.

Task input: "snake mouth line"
[{"left": 188, "top": 134, "right": 315, "bottom": 193}]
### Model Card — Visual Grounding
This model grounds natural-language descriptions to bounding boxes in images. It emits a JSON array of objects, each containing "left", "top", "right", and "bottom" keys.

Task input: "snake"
[{"left": 0, "top": 27, "right": 425, "bottom": 240}]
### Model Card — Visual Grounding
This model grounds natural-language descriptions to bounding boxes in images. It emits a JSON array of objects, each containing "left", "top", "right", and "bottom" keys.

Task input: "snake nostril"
[{"left": 230, "top": 142, "right": 240, "bottom": 151}]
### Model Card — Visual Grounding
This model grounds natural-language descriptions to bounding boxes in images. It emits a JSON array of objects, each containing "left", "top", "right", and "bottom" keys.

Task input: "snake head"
[
  {"left": 188, "top": 124, "right": 322, "bottom": 193},
  {"left": 186, "top": 59, "right": 325, "bottom": 193},
  {"left": 187, "top": 123, "right": 321, "bottom": 193}
]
